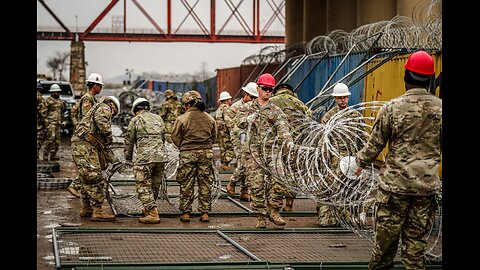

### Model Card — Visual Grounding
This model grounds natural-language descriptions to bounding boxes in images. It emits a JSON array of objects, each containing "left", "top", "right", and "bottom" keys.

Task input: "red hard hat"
[
  {"left": 404, "top": 51, "right": 435, "bottom": 75},
  {"left": 256, "top": 73, "right": 276, "bottom": 87}
]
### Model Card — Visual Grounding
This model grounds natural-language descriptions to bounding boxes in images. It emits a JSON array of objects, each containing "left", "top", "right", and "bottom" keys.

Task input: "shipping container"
[{"left": 363, "top": 50, "right": 442, "bottom": 170}]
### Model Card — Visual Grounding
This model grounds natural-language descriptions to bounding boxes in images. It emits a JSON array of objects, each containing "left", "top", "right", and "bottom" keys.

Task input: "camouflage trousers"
[
  {"left": 44, "top": 124, "right": 61, "bottom": 156},
  {"left": 317, "top": 154, "right": 343, "bottom": 226},
  {"left": 68, "top": 176, "right": 84, "bottom": 191},
  {"left": 244, "top": 152, "right": 284, "bottom": 215},
  {"left": 176, "top": 149, "right": 215, "bottom": 213},
  {"left": 369, "top": 188, "right": 437, "bottom": 270},
  {"left": 217, "top": 129, "right": 235, "bottom": 164},
  {"left": 229, "top": 140, "right": 247, "bottom": 188},
  {"left": 71, "top": 140, "right": 106, "bottom": 210},
  {"left": 37, "top": 121, "right": 46, "bottom": 157},
  {"left": 134, "top": 162, "right": 166, "bottom": 211},
  {"left": 164, "top": 121, "right": 174, "bottom": 144}
]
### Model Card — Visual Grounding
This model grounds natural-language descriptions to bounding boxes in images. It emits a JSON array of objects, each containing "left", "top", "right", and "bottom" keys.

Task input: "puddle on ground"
[
  {"left": 44, "top": 223, "right": 61, "bottom": 229},
  {"left": 219, "top": 254, "right": 233, "bottom": 260},
  {"left": 208, "top": 223, "right": 235, "bottom": 229},
  {"left": 43, "top": 210, "right": 52, "bottom": 214},
  {"left": 43, "top": 255, "right": 54, "bottom": 261}
]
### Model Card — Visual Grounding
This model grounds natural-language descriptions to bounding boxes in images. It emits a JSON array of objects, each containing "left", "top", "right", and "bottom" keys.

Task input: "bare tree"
[{"left": 46, "top": 51, "right": 70, "bottom": 80}]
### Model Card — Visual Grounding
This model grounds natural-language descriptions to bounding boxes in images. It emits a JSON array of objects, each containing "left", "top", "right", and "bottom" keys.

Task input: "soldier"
[
  {"left": 71, "top": 96, "right": 121, "bottom": 222},
  {"left": 124, "top": 97, "right": 168, "bottom": 224},
  {"left": 354, "top": 50, "right": 441, "bottom": 270},
  {"left": 159, "top": 89, "right": 185, "bottom": 144},
  {"left": 171, "top": 90, "right": 216, "bottom": 223},
  {"left": 215, "top": 91, "right": 235, "bottom": 171},
  {"left": 270, "top": 82, "right": 313, "bottom": 212},
  {"left": 43, "top": 84, "right": 65, "bottom": 161},
  {"left": 237, "top": 73, "right": 294, "bottom": 228},
  {"left": 225, "top": 82, "right": 258, "bottom": 201},
  {"left": 67, "top": 73, "right": 105, "bottom": 198},
  {"left": 317, "top": 82, "right": 367, "bottom": 227},
  {"left": 37, "top": 82, "right": 48, "bottom": 160}
]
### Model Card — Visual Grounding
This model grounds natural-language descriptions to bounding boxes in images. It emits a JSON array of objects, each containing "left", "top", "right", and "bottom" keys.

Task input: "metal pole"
[{"left": 216, "top": 230, "right": 261, "bottom": 261}]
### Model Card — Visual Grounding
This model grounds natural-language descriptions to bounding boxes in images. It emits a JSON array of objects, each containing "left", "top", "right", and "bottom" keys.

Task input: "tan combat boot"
[
  {"left": 199, "top": 212, "right": 209, "bottom": 222},
  {"left": 50, "top": 155, "right": 60, "bottom": 161},
  {"left": 256, "top": 214, "right": 266, "bottom": 228},
  {"left": 80, "top": 205, "right": 93, "bottom": 217},
  {"left": 226, "top": 181, "right": 236, "bottom": 196},
  {"left": 43, "top": 153, "right": 49, "bottom": 161},
  {"left": 139, "top": 207, "right": 160, "bottom": 224},
  {"left": 269, "top": 208, "right": 286, "bottom": 226},
  {"left": 91, "top": 208, "right": 116, "bottom": 222},
  {"left": 282, "top": 197, "right": 294, "bottom": 212},
  {"left": 239, "top": 186, "right": 250, "bottom": 202},
  {"left": 180, "top": 212, "right": 190, "bottom": 222}
]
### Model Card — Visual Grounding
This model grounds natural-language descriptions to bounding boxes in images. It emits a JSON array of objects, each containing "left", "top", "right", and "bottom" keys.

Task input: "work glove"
[
  {"left": 286, "top": 141, "right": 294, "bottom": 150},
  {"left": 239, "top": 133, "right": 246, "bottom": 144},
  {"left": 247, "top": 113, "right": 257, "bottom": 124}
]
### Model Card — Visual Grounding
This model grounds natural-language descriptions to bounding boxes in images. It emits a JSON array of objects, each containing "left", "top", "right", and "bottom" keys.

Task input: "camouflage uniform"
[
  {"left": 43, "top": 95, "right": 65, "bottom": 158},
  {"left": 159, "top": 94, "right": 185, "bottom": 144},
  {"left": 356, "top": 87, "right": 442, "bottom": 270},
  {"left": 37, "top": 90, "right": 48, "bottom": 159},
  {"left": 215, "top": 102, "right": 235, "bottom": 166},
  {"left": 124, "top": 110, "right": 168, "bottom": 211},
  {"left": 237, "top": 99, "right": 293, "bottom": 215},
  {"left": 226, "top": 98, "right": 248, "bottom": 188},
  {"left": 68, "top": 91, "right": 99, "bottom": 192},
  {"left": 317, "top": 105, "right": 366, "bottom": 226},
  {"left": 270, "top": 88, "right": 313, "bottom": 202},
  {"left": 71, "top": 102, "right": 119, "bottom": 213},
  {"left": 171, "top": 93, "right": 217, "bottom": 214}
]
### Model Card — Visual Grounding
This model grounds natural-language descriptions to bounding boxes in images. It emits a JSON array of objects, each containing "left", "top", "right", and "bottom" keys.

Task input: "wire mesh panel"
[
  {"left": 53, "top": 228, "right": 442, "bottom": 270},
  {"left": 54, "top": 229, "right": 253, "bottom": 267}
]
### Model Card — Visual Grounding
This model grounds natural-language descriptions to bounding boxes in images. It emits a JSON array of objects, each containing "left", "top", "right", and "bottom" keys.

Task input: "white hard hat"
[
  {"left": 219, "top": 91, "right": 232, "bottom": 101},
  {"left": 49, "top": 84, "right": 62, "bottom": 92},
  {"left": 242, "top": 82, "right": 259, "bottom": 97},
  {"left": 86, "top": 72, "right": 105, "bottom": 86},
  {"left": 131, "top": 97, "right": 150, "bottom": 115},
  {"left": 339, "top": 156, "right": 359, "bottom": 179},
  {"left": 103, "top": 96, "right": 120, "bottom": 115},
  {"left": 331, "top": 82, "right": 351, "bottom": 97}
]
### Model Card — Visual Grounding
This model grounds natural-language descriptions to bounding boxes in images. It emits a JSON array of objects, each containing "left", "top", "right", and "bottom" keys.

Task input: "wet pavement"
[{"left": 36, "top": 136, "right": 320, "bottom": 270}]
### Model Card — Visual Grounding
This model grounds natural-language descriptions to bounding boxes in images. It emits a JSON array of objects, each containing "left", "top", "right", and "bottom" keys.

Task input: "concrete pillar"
[
  {"left": 303, "top": 0, "right": 327, "bottom": 42},
  {"left": 357, "top": 0, "right": 396, "bottom": 26},
  {"left": 69, "top": 39, "right": 86, "bottom": 97},
  {"left": 327, "top": 0, "right": 357, "bottom": 33},
  {"left": 285, "top": 0, "right": 304, "bottom": 54}
]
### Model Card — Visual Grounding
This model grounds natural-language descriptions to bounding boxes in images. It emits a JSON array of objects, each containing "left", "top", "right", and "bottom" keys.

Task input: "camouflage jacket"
[
  {"left": 71, "top": 102, "right": 115, "bottom": 149},
  {"left": 215, "top": 102, "right": 231, "bottom": 132},
  {"left": 237, "top": 99, "right": 293, "bottom": 154},
  {"left": 37, "top": 91, "right": 48, "bottom": 126},
  {"left": 124, "top": 111, "right": 168, "bottom": 165},
  {"left": 171, "top": 106, "right": 217, "bottom": 151},
  {"left": 45, "top": 96, "right": 65, "bottom": 125},
  {"left": 356, "top": 88, "right": 442, "bottom": 196},
  {"left": 227, "top": 98, "right": 246, "bottom": 144},
  {"left": 71, "top": 91, "right": 98, "bottom": 127},
  {"left": 270, "top": 89, "right": 312, "bottom": 122},
  {"left": 159, "top": 98, "right": 184, "bottom": 124}
]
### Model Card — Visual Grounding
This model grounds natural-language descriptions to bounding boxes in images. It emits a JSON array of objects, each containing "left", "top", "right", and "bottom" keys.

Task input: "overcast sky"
[{"left": 37, "top": 0, "right": 285, "bottom": 82}]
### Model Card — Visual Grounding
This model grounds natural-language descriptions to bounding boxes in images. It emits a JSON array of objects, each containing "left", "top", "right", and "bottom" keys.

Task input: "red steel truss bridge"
[{"left": 37, "top": 0, "right": 285, "bottom": 43}]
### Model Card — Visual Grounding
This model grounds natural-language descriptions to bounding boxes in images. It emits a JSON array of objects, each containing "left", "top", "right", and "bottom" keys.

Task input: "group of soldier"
[
  {"left": 37, "top": 50, "right": 442, "bottom": 269},
  {"left": 36, "top": 82, "right": 65, "bottom": 161}
]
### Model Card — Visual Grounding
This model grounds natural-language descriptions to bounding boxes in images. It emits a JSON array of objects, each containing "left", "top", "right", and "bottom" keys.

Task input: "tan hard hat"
[
  {"left": 182, "top": 90, "right": 202, "bottom": 104},
  {"left": 165, "top": 89, "right": 174, "bottom": 97}
]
